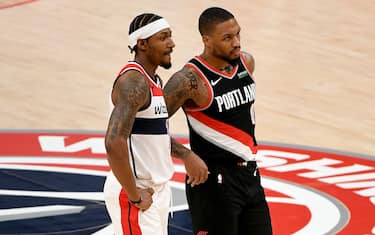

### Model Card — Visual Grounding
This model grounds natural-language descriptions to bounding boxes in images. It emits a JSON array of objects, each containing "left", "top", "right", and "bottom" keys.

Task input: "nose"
[
  {"left": 233, "top": 35, "right": 240, "bottom": 47},
  {"left": 168, "top": 38, "right": 175, "bottom": 48}
]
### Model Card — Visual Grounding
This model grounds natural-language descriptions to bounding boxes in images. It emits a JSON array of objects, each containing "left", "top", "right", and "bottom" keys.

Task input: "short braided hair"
[{"left": 128, "top": 13, "right": 162, "bottom": 53}]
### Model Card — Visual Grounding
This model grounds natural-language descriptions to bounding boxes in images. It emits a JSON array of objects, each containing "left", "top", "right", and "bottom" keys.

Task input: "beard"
[
  {"left": 215, "top": 47, "right": 241, "bottom": 66},
  {"left": 160, "top": 62, "right": 172, "bottom": 69},
  {"left": 219, "top": 55, "right": 240, "bottom": 67},
  {"left": 228, "top": 56, "right": 241, "bottom": 66}
]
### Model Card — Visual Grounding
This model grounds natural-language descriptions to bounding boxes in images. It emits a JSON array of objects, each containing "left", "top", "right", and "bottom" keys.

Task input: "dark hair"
[
  {"left": 198, "top": 7, "right": 234, "bottom": 35},
  {"left": 128, "top": 13, "right": 162, "bottom": 53}
]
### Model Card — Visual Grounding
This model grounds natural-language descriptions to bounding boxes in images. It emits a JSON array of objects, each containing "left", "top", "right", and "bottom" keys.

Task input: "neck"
[
  {"left": 200, "top": 51, "right": 233, "bottom": 73},
  {"left": 134, "top": 55, "right": 158, "bottom": 78}
]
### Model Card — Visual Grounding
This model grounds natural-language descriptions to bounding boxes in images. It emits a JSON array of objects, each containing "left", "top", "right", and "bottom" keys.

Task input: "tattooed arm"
[
  {"left": 164, "top": 66, "right": 209, "bottom": 116},
  {"left": 105, "top": 71, "right": 154, "bottom": 210},
  {"left": 164, "top": 67, "right": 209, "bottom": 186}
]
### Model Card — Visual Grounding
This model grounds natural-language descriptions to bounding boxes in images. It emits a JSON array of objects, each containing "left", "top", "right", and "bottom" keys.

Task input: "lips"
[
  {"left": 164, "top": 50, "right": 173, "bottom": 56},
  {"left": 232, "top": 48, "right": 241, "bottom": 56}
]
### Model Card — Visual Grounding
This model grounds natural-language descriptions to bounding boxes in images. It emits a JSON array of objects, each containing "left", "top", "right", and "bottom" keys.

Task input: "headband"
[{"left": 128, "top": 18, "right": 170, "bottom": 48}]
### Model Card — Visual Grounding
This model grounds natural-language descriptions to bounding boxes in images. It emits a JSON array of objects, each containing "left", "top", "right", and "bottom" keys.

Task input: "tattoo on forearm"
[{"left": 171, "top": 138, "right": 191, "bottom": 159}]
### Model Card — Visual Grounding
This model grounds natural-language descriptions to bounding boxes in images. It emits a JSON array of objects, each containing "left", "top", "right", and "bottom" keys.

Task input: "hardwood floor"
[{"left": 1, "top": 0, "right": 374, "bottom": 156}]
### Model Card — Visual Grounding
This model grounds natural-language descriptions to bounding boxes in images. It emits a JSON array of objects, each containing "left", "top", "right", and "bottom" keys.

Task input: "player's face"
[
  {"left": 205, "top": 18, "right": 241, "bottom": 64},
  {"left": 146, "top": 29, "right": 175, "bottom": 69}
]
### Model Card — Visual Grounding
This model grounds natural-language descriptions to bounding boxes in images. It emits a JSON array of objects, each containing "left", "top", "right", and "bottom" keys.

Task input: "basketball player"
[
  {"left": 163, "top": 7, "right": 273, "bottom": 235},
  {"left": 103, "top": 13, "right": 207, "bottom": 235}
]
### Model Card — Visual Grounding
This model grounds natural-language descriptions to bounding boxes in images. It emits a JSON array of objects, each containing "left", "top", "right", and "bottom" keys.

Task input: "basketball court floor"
[{"left": 1, "top": 0, "right": 375, "bottom": 234}]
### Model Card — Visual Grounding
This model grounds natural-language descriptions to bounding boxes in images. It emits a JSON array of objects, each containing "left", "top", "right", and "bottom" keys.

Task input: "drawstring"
[
  {"left": 169, "top": 186, "right": 174, "bottom": 218},
  {"left": 253, "top": 165, "right": 258, "bottom": 176}
]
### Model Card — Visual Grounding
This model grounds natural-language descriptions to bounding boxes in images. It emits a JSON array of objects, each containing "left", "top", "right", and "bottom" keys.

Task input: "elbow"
[
  {"left": 104, "top": 137, "right": 114, "bottom": 156},
  {"left": 104, "top": 135, "right": 127, "bottom": 159},
  {"left": 105, "top": 136, "right": 119, "bottom": 157}
]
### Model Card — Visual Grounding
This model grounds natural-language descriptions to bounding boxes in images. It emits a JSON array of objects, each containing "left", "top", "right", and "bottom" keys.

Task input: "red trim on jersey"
[
  {"left": 194, "top": 56, "right": 238, "bottom": 79},
  {"left": 117, "top": 62, "right": 163, "bottom": 96},
  {"left": 151, "top": 87, "right": 163, "bottom": 96},
  {"left": 239, "top": 53, "right": 256, "bottom": 81},
  {"left": 187, "top": 111, "right": 257, "bottom": 154},
  {"left": 183, "top": 63, "right": 214, "bottom": 111},
  {"left": 119, "top": 189, "right": 142, "bottom": 235}
]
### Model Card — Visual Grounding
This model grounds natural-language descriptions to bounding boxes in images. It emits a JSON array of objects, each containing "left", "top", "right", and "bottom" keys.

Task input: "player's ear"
[
  {"left": 202, "top": 35, "right": 210, "bottom": 48},
  {"left": 137, "top": 39, "right": 147, "bottom": 51}
]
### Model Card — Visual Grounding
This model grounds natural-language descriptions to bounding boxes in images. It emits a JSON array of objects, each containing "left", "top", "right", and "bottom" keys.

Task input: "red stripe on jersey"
[
  {"left": 187, "top": 111, "right": 257, "bottom": 154},
  {"left": 119, "top": 189, "right": 142, "bottom": 235},
  {"left": 151, "top": 86, "right": 163, "bottom": 96}
]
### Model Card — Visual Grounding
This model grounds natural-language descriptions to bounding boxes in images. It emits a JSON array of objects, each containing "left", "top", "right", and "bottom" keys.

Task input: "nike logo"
[{"left": 210, "top": 77, "right": 223, "bottom": 86}]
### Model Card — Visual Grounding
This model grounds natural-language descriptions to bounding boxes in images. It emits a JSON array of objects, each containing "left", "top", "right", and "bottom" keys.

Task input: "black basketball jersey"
[{"left": 183, "top": 53, "right": 257, "bottom": 162}]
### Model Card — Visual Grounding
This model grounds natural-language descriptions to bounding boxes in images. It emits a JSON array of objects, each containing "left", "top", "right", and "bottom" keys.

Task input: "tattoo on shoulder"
[
  {"left": 107, "top": 73, "right": 149, "bottom": 141},
  {"left": 118, "top": 73, "right": 149, "bottom": 106},
  {"left": 186, "top": 71, "right": 198, "bottom": 90}
]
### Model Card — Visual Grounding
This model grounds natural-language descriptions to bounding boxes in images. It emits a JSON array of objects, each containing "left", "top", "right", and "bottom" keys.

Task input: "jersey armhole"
[{"left": 239, "top": 53, "right": 255, "bottom": 81}]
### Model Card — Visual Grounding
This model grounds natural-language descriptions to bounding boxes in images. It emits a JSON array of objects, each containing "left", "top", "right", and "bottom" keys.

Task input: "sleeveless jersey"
[
  {"left": 183, "top": 53, "right": 257, "bottom": 162},
  {"left": 112, "top": 61, "right": 174, "bottom": 186}
]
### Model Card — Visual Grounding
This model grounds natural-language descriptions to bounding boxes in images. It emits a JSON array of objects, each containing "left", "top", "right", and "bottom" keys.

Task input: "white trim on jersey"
[{"left": 186, "top": 113, "right": 257, "bottom": 161}]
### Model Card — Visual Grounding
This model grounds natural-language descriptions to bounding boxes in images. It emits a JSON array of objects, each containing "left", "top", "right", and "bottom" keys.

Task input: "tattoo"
[
  {"left": 220, "top": 64, "right": 233, "bottom": 73},
  {"left": 107, "top": 108, "right": 120, "bottom": 141},
  {"left": 164, "top": 66, "right": 209, "bottom": 117},
  {"left": 171, "top": 138, "right": 191, "bottom": 160},
  {"left": 163, "top": 69, "right": 192, "bottom": 116},
  {"left": 187, "top": 71, "right": 198, "bottom": 90},
  {"left": 106, "top": 72, "right": 149, "bottom": 142}
]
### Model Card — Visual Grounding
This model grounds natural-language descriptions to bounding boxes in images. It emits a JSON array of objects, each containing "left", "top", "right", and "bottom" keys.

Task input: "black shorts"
[{"left": 186, "top": 161, "right": 273, "bottom": 235}]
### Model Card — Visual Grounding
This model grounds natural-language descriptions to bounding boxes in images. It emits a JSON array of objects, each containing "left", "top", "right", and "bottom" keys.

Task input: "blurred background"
[{"left": 1, "top": 0, "right": 374, "bottom": 156}]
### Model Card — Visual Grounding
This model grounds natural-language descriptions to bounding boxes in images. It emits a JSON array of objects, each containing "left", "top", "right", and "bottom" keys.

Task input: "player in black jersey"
[{"left": 164, "top": 7, "right": 273, "bottom": 235}]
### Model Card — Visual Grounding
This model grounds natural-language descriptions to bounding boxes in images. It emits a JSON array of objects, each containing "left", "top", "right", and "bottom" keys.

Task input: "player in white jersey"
[{"left": 103, "top": 13, "right": 208, "bottom": 235}]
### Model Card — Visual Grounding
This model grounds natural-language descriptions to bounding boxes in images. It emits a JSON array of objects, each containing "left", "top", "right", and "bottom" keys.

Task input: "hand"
[
  {"left": 183, "top": 151, "right": 209, "bottom": 187},
  {"left": 131, "top": 187, "right": 154, "bottom": 211}
]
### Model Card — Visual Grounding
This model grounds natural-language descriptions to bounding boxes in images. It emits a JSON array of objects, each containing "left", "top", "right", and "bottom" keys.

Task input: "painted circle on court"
[{"left": 0, "top": 131, "right": 374, "bottom": 235}]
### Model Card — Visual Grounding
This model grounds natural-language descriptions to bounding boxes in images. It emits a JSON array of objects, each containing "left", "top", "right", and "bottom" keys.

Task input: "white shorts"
[{"left": 103, "top": 171, "right": 171, "bottom": 235}]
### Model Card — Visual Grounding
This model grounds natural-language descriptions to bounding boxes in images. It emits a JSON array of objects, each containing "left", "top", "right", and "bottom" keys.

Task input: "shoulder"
[
  {"left": 240, "top": 51, "right": 255, "bottom": 74},
  {"left": 112, "top": 70, "right": 149, "bottom": 106},
  {"left": 116, "top": 70, "right": 149, "bottom": 90},
  {"left": 167, "top": 65, "right": 201, "bottom": 89}
]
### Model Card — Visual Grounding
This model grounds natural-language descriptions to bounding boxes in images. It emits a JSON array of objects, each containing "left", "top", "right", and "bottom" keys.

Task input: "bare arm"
[
  {"left": 164, "top": 67, "right": 209, "bottom": 186},
  {"left": 105, "top": 71, "right": 153, "bottom": 210},
  {"left": 164, "top": 66, "right": 209, "bottom": 117}
]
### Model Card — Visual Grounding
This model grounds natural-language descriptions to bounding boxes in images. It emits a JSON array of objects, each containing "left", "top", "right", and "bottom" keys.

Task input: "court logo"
[{"left": 0, "top": 131, "right": 374, "bottom": 235}]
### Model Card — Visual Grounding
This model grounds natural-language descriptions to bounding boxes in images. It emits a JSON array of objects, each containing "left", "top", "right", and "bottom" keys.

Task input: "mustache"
[
  {"left": 231, "top": 46, "right": 241, "bottom": 52},
  {"left": 164, "top": 49, "right": 173, "bottom": 55}
]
